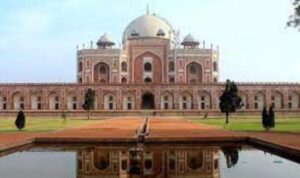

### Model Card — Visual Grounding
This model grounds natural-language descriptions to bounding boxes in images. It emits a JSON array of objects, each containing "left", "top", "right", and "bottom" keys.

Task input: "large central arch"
[
  {"left": 134, "top": 52, "right": 162, "bottom": 84},
  {"left": 142, "top": 93, "right": 155, "bottom": 109},
  {"left": 186, "top": 62, "right": 202, "bottom": 84},
  {"left": 94, "top": 62, "right": 110, "bottom": 83}
]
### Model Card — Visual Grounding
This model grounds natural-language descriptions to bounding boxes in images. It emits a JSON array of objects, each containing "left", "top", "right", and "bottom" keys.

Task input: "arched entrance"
[{"left": 142, "top": 93, "right": 155, "bottom": 109}]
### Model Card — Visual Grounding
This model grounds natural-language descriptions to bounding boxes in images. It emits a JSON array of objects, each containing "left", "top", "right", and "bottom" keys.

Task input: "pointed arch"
[
  {"left": 67, "top": 92, "right": 79, "bottom": 110},
  {"left": 141, "top": 92, "right": 155, "bottom": 109},
  {"left": 186, "top": 62, "right": 202, "bottom": 84},
  {"left": 122, "top": 93, "right": 135, "bottom": 110},
  {"left": 49, "top": 92, "right": 60, "bottom": 110},
  {"left": 239, "top": 91, "right": 248, "bottom": 109},
  {"left": 0, "top": 93, "right": 7, "bottom": 110},
  {"left": 31, "top": 91, "right": 43, "bottom": 110},
  {"left": 169, "top": 61, "right": 175, "bottom": 72},
  {"left": 121, "top": 77, "right": 127, "bottom": 84},
  {"left": 78, "top": 61, "right": 83, "bottom": 72},
  {"left": 198, "top": 91, "right": 211, "bottom": 110},
  {"left": 270, "top": 91, "right": 283, "bottom": 109},
  {"left": 121, "top": 61, "right": 128, "bottom": 72},
  {"left": 254, "top": 91, "right": 266, "bottom": 109},
  {"left": 94, "top": 62, "right": 110, "bottom": 83},
  {"left": 179, "top": 92, "right": 193, "bottom": 109},
  {"left": 12, "top": 92, "right": 24, "bottom": 110},
  {"left": 134, "top": 51, "right": 162, "bottom": 84},
  {"left": 160, "top": 91, "right": 174, "bottom": 109},
  {"left": 288, "top": 91, "right": 299, "bottom": 109},
  {"left": 104, "top": 93, "right": 116, "bottom": 110}
]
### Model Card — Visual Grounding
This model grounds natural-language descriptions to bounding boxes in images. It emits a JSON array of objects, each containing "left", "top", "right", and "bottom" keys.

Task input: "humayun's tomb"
[{"left": 0, "top": 11, "right": 300, "bottom": 117}]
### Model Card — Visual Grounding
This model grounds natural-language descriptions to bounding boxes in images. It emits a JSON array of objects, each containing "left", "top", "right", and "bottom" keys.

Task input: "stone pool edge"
[{"left": 1, "top": 135, "right": 300, "bottom": 163}]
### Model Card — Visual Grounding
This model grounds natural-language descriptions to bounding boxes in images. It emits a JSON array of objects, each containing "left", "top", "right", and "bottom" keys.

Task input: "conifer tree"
[
  {"left": 221, "top": 147, "right": 239, "bottom": 168},
  {"left": 269, "top": 106, "right": 275, "bottom": 129},
  {"left": 219, "top": 80, "right": 243, "bottom": 124},
  {"left": 15, "top": 110, "right": 26, "bottom": 131},
  {"left": 262, "top": 106, "right": 270, "bottom": 131},
  {"left": 82, "top": 88, "right": 95, "bottom": 120}
]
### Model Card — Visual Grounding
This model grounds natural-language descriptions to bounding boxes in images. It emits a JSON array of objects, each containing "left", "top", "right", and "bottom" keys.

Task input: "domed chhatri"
[
  {"left": 181, "top": 33, "right": 200, "bottom": 48},
  {"left": 123, "top": 13, "right": 175, "bottom": 41},
  {"left": 97, "top": 33, "right": 115, "bottom": 49}
]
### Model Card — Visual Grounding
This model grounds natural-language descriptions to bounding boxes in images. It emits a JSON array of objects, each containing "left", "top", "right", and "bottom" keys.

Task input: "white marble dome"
[{"left": 123, "top": 13, "right": 175, "bottom": 42}]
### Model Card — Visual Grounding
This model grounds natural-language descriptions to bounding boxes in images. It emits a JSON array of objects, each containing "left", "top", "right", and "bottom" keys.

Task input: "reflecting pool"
[{"left": 0, "top": 144, "right": 299, "bottom": 178}]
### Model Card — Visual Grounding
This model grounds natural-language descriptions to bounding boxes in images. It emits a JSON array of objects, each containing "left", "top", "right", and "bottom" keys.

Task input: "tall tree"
[
  {"left": 219, "top": 80, "right": 243, "bottom": 124},
  {"left": 269, "top": 106, "right": 275, "bottom": 129},
  {"left": 82, "top": 88, "right": 95, "bottom": 120},
  {"left": 262, "top": 106, "right": 270, "bottom": 131},
  {"left": 15, "top": 110, "right": 26, "bottom": 131},
  {"left": 221, "top": 147, "right": 239, "bottom": 168},
  {"left": 287, "top": 0, "right": 300, "bottom": 30}
]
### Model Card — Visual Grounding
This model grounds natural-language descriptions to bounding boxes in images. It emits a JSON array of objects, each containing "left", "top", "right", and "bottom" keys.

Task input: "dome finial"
[{"left": 146, "top": 4, "right": 149, "bottom": 14}]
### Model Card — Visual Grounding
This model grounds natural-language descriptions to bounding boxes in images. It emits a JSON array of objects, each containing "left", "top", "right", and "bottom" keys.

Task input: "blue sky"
[{"left": 0, "top": 0, "right": 299, "bottom": 83}]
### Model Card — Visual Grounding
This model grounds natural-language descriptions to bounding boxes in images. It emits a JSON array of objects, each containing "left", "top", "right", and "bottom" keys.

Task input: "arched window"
[
  {"left": 54, "top": 96, "right": 59, "bottom": 110},
  {"left": 13, "top": 94, "right": 24, "bottom": 110},
  {"left": 144, "top": 62, "right": 152, "bottom": 72},
  {"left": 108, "top": 96, "right": 114, "bottom": 110},
  {"left": 187, "top": 151, "right": 203, "bottom": 170},
  {"left": 160, "top": 93, "right": 173, "bottom": 109},
  {"left": 213, "top": 77, "right": 218, "bottom": 83},
  {"left": 190, "top": 79, "right": 196, "bottom": 84},
  {"left": 72, "top": 97, "right": 77, "bottom": 110},
  {"left": 190, "top": 65, "right": 197, "bottom": 74},
  {"left": 94, "top": 62, "right": 110, "bottom": 83},
  {"left": 271, "top": 92, "right": 283, "bottom": 109},
  {"left": 121, "top": 77, "right": 127, "bottom": 84},
  {"left": 254, "top": 92, "right": 265, "bottom": 109},
  {"left": 67, "top": 95, "right": 78, "bottom": 110},
  {"left": 37, "top": 96, "right": 42, "bottom": 110},
  {"left": 144, "top": 77, "right": 152, "bottom": 83},
  {"left": 180, "top": 93, "right": 192, "bottom": 109},
  {"left": 121, "top": 62, "right": 127, "bottom": 72},
  {"left": 94, "top": 151, "right": 110, "bottom": 170},
  {"left": 169, "top": 61, "right": 175, "bottom": 72},
  {"left": 127, "top": 97, "right": 133, "bottom": 109},
  {"left": 100, "top": 66, "right": 107, "bottom": 74},
  {"left": 169, "top": 77, "right": 175, "bottom": 83},
  {"left": 288, "top": 92, "right": 299, "bottom": 109},
  {"left": 186, "top": 62, "right": 202, "bottom": 84},
  {"left": 213, "top": 62, "right": 217, "bottom": 71},
  {"left": 78, "top": 62, "right": 83, "bottom": 72},
  {"left": 31, "top": 95, "right": 42, "bottom": 110},
  {"left": 0, "top": 96, "right": 7, "bottom": 110}
]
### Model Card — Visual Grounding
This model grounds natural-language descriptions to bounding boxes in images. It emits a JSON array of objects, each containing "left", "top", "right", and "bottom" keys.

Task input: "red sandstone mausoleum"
[{"left": 0, "top": 11, "right": 299, "bottom": 117}]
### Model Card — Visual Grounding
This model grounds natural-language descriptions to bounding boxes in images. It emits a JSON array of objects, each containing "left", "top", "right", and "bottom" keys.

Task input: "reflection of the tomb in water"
[
  {"left": 76, "top": 144, "right": 226, "bottom": 178},
  {"left": 1, "top": 143, "right": 300, "bottom": 178}
]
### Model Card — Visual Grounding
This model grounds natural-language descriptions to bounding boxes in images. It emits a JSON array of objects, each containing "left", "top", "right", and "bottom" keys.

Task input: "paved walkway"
[
  {"left": 146, "top": 118, "right": 243, "bottom": 142},
  {"left": 40, "top": 118, "right": 143, "bottom": 140},
  {"left": 0, "top": 117, "right": 300, "bottom": 157}
]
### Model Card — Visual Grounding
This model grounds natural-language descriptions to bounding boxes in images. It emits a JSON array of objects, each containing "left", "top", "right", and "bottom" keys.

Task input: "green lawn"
[
  {"left": 0, "top": 118, "right": 100, "bottom": 132},
  {"left": 192, "top": 117, "right": 300, "bottom": 132}
]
